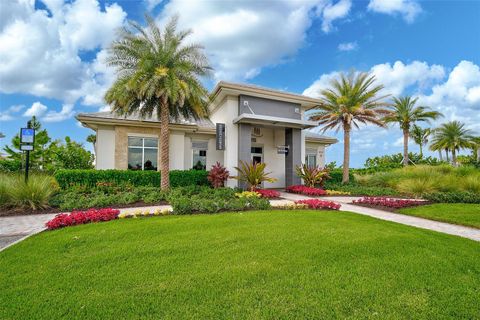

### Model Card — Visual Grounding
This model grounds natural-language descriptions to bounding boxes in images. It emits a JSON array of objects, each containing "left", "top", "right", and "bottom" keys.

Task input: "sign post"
[
  {"left": 216, "top": 123, "right": 226, "bottom": 150},
  {"left": 20, "top": 126, "right": 35, "bottom": 183}
]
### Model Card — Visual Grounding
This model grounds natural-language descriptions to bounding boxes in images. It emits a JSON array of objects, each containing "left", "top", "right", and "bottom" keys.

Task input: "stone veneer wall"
[{"left": 114, "top": 126, "right": 160, "bottom": 170}]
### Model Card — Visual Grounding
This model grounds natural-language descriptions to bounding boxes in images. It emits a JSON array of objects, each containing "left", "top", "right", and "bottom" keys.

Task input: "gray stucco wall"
[
  {"left": 285, "top": 128, "right": 302, "bottom": 186},
  {"left": 238, "top": 95, "right": 301, "bottom": 120},
  {"left": 238, "top": 123, "right": 252, "bottom": 189}
]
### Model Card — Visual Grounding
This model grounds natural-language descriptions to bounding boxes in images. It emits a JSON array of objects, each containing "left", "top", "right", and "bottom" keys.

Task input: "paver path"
[{"left": 278, "top": 192, "right": 480, "bottom": 242}]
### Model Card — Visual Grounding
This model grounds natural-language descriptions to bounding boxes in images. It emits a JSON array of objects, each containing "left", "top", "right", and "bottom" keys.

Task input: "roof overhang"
[
  {"left": 210, "top": 81, "right": 321, "bottom": 111},
  {"left": 233, "top": 113, "right": 318, "bottom": 129},
  {"left": 305, "top": 136, "right": 338, "bottom": 145},
  {"left": 75, "top": 114, "right": 216, "bottom": 134}
]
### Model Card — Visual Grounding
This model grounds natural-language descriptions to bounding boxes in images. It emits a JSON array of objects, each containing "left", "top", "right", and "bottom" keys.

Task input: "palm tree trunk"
[
  {"left": 419, "top": 143, "right": 423, "bottom": 158},
  {"left": 160, "top": 100, "right": 170, "bottom": 190},
  {"left": 445, "top": 148, "right": 450, "bottom": 163},
  {"left": 477, "top": 148, "right": 480, "bottom": 163},
  {"left": 403, "top": 129, "right": 409, "bottom": 166},
  {"left": 342, "top": 127, "right": 350, "bottom": 184},
  {"left": 438, "top": 150, "right": 443, "bottom": 161},
  {"left": 452, "top": 149, "right": 457, "bottom": 167}
]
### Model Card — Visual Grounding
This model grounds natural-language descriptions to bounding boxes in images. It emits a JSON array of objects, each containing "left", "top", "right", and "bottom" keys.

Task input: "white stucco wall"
[
  {"left": 306, "top": 142, "right": 326, "bottom": 167},
  {"left": 169, "top": 131, "right": 185, "bottom": 170},
  {"left": 210, "top": 96, "right": 238, "bottom": 187},
  {"left": 96, "top": 126, "right": 115, "bottom": 169}
]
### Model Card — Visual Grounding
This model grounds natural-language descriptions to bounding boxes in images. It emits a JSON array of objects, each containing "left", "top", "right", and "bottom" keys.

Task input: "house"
[{"left": 76, "top": 81, "right": 337, "bottom": 188}]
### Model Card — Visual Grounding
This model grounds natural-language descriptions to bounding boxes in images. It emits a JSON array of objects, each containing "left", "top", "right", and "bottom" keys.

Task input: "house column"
[
  {"left": 285, "top": 128, "right": 301, "bottom": 186},
  {"left": 238, "top": 123, "right": 251, "bottom": 189}
]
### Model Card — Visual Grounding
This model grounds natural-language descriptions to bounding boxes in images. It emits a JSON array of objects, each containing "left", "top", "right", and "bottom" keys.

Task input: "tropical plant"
[
  {"left": 430, "top": 121, "right": 475, "bottom": 166},
  {"left": 207, "top": 162, "right": 230, "bottom": 188},
  {"left": 105, "top": 15, "right": 212, "bottom": 190},
  {"left": 233, "top": 160, "right": 277, "bottom": 191},
  {"left": 410, "top": 125, "right": 431, "bottom": 158},
  {"left": 47, "top": 137, "right": 94, "bottom": 171},
  {"left": 383, "top": 96, "right": 442, "bottom": 166},
  {"left": 86, "top": 134, "right": 96, "bottom": 148},
  {"left": 309, "top": 71, "right": 390, "bottom": 183},
  {"left": 295, "top": 164, "right": 330, "bottom": 187},
  {"left": 5, "top": 175, "right": 59, "bottom": 210}
]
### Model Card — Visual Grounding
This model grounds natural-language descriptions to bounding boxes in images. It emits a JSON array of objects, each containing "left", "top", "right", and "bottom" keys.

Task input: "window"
[
  {"left": 192, "top": 141, "right": 208, "bottom": 170},
  {"left": 128, "top": 137, "right": 158, "bottom": 171},
  {"left": 305, "top": 148, "right": 317, "bottom": 168}
]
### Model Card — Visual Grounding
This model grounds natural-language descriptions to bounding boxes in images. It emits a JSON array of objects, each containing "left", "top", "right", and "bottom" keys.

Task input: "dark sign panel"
[
  {"left": 20, "top": 128, "right": 35, "bottom": 144},
  {"left": 277, "top": 145, "right": 289, "bottom": 155},
  {"left": 216, "top": 123, "right": 226, "bottom": 150}
]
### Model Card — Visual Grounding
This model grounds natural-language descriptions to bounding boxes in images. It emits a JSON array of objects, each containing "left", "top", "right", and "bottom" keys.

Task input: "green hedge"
[
  {"left": 328, "top": 169, "right": 354, "bottom": 184},
  {"left": 55, "top": 169, "right": 209, "bottom": 189},
  {"left": 0, "top": 159, "right": 22, "bottom": 172},
  {"left": 423, "top": 192, "right": 480, "bottom": 204}
]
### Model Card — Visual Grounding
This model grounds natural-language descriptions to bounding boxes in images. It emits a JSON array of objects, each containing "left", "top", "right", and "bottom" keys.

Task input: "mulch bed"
[{"left": 0, "top": 201, "right": 169, "bottom": 217}]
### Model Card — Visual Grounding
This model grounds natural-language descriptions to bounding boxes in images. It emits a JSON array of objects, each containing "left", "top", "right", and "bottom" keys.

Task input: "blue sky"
[{"left": 0, "top": 0, "right": 479, "bottom": 167}]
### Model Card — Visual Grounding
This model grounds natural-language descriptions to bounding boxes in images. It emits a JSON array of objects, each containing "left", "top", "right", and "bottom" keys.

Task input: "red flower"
[
  {"left": 286, "top": 185, "right": 326, "bottom": 196},
  {"left": 255, "top": 189, "right": 281, "bottom": 199},
  {"left": 352, "top": 197, "right": 424, "bottom": 208},
  {"left": 46, "top": 208, "right": 120, "bottom": 230},
  {"left": 295, "top": 199, "right": 341, "bottom": 210}
]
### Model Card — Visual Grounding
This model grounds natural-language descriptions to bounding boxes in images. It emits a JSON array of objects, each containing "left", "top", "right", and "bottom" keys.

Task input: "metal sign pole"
[{"left": 25, "top": 149, "right": 30, "bottom": 183}]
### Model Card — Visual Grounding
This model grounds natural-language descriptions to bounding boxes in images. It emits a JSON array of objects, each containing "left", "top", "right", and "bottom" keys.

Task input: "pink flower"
[
  {"left": 294, "top": 199, "right": 341, "bottom": 210},
  {"left": 46, "top": 208, "right": 120, "bottom": 230}
]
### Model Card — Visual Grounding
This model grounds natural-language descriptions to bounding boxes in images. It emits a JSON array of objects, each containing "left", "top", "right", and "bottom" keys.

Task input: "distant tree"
[
  {"left": 410, "top": 125, "right": 431, "bottom": 158},
  {"left": 430, "top": 121, "right": 475, "bottom": 166},
  {"left": 309, "top": 71, "right": 390, "bottom": 183},
  {"left": 105, "top": 15, "right": 212, "bottom": 190},
  {"left": 86, "top": 134, "right": 96, "bottom": 148},
  {"left": 383, "top": 96, "right": 442, "bottom": 166},
  {"left": 48, "top": 137, "right": 94, "bottom": 170}
]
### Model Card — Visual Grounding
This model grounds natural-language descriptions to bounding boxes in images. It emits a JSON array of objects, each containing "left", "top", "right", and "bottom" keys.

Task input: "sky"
[{"left": 0, "top": 0, "right": 479, "bottom": 167}]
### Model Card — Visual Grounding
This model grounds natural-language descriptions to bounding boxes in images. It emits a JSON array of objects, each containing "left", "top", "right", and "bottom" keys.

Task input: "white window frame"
[
  {"left": 305, "top": 148, "right": 317, "bottom": 168},
  {"left": 192, "top": 140, "right": 208, "bottom": 170},
  {"left": 128, "top": 136, "right": 158, "bottom": 171}
]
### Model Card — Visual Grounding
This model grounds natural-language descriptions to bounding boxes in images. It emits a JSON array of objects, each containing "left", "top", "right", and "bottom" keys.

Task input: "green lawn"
[
  {"left": 1, "top": 210, "right": 479, "bottom": 319},
  {"left": 399, "top": 203, "right": 480, "bottom": 229}
]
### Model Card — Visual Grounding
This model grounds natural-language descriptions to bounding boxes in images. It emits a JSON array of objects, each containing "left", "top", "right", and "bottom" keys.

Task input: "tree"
[
  {"left": 430, "top": 121, "right": 475, "bottom": 166},
  {"left": 86, "top": 134, "right": 96, "bottom": 147},
  {"left": 410, "top": 125, "right": 431, "bottom": 158},
  {"left": 47, "top": 137, "right": 94, "bottom": 170},
  {"left": 105, "top": 15, "right": 211, "bottom": 190},
  {"left": 383, "top": 96, "right": 442, "bottom": 166},
  {"left": 309, "top": 71, "right": 390, "bottom": 183}
]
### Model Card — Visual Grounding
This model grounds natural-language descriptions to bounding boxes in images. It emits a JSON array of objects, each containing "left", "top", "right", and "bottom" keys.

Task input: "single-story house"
[{"left": 77, "top": 81, "right": 337, "bottom": 188}]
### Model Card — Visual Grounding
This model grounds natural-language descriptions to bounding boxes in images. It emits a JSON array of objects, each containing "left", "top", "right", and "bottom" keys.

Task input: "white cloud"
[
  {"left": 0, "top": 0, "right": 126, "bottom": 107},
  {"left": 0, "top": 104, "right": 25, "bottom": 121},
  {"left": 23, "top": 102, "right": 48, "bottom": 117},
  {"left": 321, "top": 0, "right": 352, "bottom": 33},
  {"left": 367, "top": 0, "right": 422, "bottom": 23},
  {"left": 146, "top": 0, "right": 163, "bottom": 10},
  {"left": 43, "top": 104, "right": 75, "bottom": 122},
  {"left": 338, "top": 41, "right": 358, "bottom": 51}
]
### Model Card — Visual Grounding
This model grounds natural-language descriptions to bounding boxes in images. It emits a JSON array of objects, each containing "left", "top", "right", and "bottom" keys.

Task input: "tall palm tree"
[
  {"left": 473, "top": 137, "right": 480, "bottom": 162},
  {"left": 105, "top": 15, "right": 212, "bottom": 190},
  {"left": 383, "top": 96, "right": 442, "bottom": 166},
  {"left": 409, "top": 125, "right": 431, "bottom": 158},
  {"left": 309, "top": 71, "right": 390, "bottom": 184},
  {"left": 430, "top": 121, "right": 475, "bottom": 166}
]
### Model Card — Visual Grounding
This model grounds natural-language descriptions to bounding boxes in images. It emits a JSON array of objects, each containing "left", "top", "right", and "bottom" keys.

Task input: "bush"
[
  {"left": 329, "top": 169, "right": 354, "bottom": 184},
  {"left": 423, "top": 192, "right": 480, "bottom": 204},
  {"left": 46, "top": 208, "right": 119, "bottom": 230},
  {"left": 233, "top": 161, "right": 277, "bottom": 191},
  {"left": 323, "top": 182, "right": 400, "bottom": 196},
  {"left": 54, "top": 169, "right": 209, "bottom": 189},
  {"left": 295, "top": 164, "right": 330, "bottom": 187},
  {"left": 207, "top": 162, "right": 230, "bottom": 188},
  {"left": 1, "top": 174, "right": 59, "bottom": 210},
  {"left": 0, "top": 159, "right": 22, "bottom": 172}
]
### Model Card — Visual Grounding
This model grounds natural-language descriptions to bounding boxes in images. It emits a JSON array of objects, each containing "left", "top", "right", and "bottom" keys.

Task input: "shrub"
[
  {"left": 256, "top": 189, "right": 281, "bottom": 199},
  {"left": 462, "top": 176, "right": 480, "bottom": 194},
  {"left": 329, "top": 169, "right": 354, "bottom": 184},
  {"left": 396, "top": 178, "right": 438, "bottom": 196},
  {"left": 207, "top": 162, "right": 230, "bottom": 188},
  {"left": 295, "top": 199, "right": 341, "bottom": 210},
  {"left": 295, "top": 164, "right": 330, "bottom": 187},
  {"left": 233, "top": 161, "right": 277, "bottom": 191},
  {"left": 235, "top": 191, "right": 260, "bottom": 198},
  {"left": 54, "top": 169, "right": 208, "bottom": 189},
  {"left": 46, "top": 208, "right": 119, "bottom": 230},
  {"left": 423, "top": 192, "right": 480, "bottom": 204},
  {"left": 286, "top": 185, "right": 326, "bottom": 196},
  {"left": 6, "top": 175, "right": 59, "bottom": 210},
  {"left": 0, "top": 159, "right": 22, "bottom": 172},
  {"left": 323, "top": 183, "right": 399, "bottom": 196},
  {"left": 352, "top": 197, "right": 425, "bottom": 208}
]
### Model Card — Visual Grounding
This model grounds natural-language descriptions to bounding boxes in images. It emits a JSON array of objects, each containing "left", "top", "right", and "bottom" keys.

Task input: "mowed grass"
[
  {"left": 399, "top": 203, "right": 480, "bottom": 229},
  {"left": 1, "top": 210, "right": 479, "bottom": 319}
]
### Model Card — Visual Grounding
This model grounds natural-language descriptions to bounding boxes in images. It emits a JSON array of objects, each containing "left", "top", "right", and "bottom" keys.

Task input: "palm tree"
[
  {"left": 473, "top": 137, "right": 480, "bottom": 162},
  {"left": 409, "top": 125, "right": 431, "bottom": 158},
  {"left": 105, "top": 15, "right": 212, "bottom": 190},
  {"left": 309, "top": 71, "right": 390, "bottom": 184},
  {"left": 383, "top": 96, "right": 442, "bottom": 166},
  {"left": 430, "top": 121, "right": 475, "bottom": 166}
]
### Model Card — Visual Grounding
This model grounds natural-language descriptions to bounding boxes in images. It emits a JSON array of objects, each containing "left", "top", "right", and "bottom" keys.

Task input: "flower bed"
[
  {"left": 295, "top": 199, "right": 341, "bottom": 210},
  {"left": 255, "top": 189, "right": 281, "bottom": 199},
  {"left": 352, "top": 197, "right": 425, "bottom": 209},
  {"left": 286, "top": 185, "right": 327, "bottom": 196},
  {"left": 46, "top": 208, "right": 120, "bottom": 230}
]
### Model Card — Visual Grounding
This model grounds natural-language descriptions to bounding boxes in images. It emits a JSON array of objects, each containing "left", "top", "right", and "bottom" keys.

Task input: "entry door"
[{"left": 251, "top": 146, "right": 263, "bottom": 164}]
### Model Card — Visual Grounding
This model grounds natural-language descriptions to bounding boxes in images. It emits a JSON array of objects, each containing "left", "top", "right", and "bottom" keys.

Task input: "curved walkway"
[
  {"left": 1, "top": 196, "right": 479, "bottom": 251},
  {"left": 277, "top": 192, "right": 480, "bottom": 242}
]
